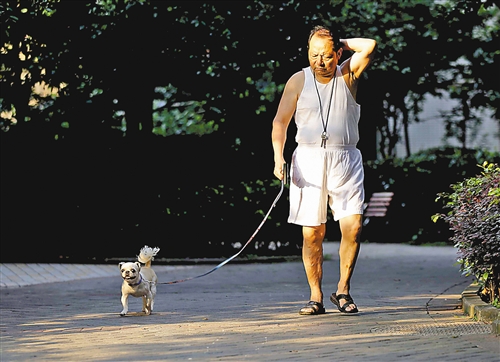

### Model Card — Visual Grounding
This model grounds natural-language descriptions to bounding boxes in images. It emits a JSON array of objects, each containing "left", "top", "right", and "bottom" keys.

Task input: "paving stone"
[{"left": 0, "top": 243, "right": 498, "bottom": 361}]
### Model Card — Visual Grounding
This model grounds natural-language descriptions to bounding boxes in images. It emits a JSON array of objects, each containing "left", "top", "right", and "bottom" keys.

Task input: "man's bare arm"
[
  {"left": 340, "top": 38, "right": 377, "bottom": 79},
  {"left": 271, "top": 71, "right": 304, "bottom": 179}
]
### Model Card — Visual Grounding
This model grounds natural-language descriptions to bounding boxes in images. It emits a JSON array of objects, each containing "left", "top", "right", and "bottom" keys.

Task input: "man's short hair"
[{"left": 308, "top": 25, "right": 342, "bottom": 51}]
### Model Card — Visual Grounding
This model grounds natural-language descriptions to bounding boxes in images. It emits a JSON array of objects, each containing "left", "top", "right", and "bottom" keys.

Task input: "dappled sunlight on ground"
[
  {"left": 3, "top": 299, "right": 490, "bottom": 361},
  {"left": 1, "top": 253, "right": 498, "bottom": 361}
]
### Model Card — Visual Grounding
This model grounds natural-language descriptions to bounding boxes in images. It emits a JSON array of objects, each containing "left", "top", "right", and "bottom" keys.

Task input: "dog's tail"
[{"left": 137, "top": 245, "right": 160, "bottom": 268}]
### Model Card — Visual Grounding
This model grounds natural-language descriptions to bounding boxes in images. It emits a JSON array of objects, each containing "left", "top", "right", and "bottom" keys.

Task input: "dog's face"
[{"left": 119, "top": 262, "right": 141, "bottom": 283}]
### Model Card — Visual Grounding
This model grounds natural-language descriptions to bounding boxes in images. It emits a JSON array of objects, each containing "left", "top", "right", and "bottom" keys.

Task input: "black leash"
[{"left": 158, "top": 164, "right": 288, "bottom": 285}]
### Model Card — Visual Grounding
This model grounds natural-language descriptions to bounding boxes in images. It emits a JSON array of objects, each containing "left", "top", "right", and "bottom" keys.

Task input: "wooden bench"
[{"left": 363, "top": 192, "right": 394, "bottom": 218}]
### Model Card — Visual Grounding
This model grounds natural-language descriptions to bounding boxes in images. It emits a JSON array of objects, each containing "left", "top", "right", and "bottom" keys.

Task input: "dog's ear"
[
  {"left": 135, "top": 262, "right": 141, "bottom": 270},
  {"left": 119, "top": 262, "right": 125, "bottom": 269}
]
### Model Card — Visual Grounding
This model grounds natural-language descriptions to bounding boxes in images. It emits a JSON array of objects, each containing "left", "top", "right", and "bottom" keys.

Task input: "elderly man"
[{"left": 271, "top": 25, "right": 376, "bottom": 315}]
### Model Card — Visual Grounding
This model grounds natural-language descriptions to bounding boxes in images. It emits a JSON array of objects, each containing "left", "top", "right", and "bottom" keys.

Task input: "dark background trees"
[{"left": 1, "top": 1, "right": 499, "bottom": 262}]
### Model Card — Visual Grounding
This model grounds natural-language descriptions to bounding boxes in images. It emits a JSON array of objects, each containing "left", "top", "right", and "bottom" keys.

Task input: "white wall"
[{"left": 393, "top": 94, "right": 500, "bottom": 156}]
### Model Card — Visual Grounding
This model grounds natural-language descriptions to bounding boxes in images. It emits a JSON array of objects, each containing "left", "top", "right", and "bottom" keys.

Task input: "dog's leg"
[
  {"left": 142, "top": 295, "right": 147, "bottom": 313},
  {"left": 144, "top": 291, "right": 152, "bottom": 315},
  {"left": 120, "top": 294, "right": 129, "bottom": 316},
  {"left": 151, "top": 284, "right": 157, "bottom": 312}
]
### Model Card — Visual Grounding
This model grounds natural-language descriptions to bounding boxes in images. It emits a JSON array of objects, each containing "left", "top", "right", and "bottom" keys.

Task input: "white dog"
[{"left": 119, "top": 246, "right": 160, "bottom": 316}]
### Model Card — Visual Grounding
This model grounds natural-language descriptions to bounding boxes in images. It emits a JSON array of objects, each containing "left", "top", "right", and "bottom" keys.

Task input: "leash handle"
[{"left": 282, "top": 163, "right": 289, "bottom": 186}]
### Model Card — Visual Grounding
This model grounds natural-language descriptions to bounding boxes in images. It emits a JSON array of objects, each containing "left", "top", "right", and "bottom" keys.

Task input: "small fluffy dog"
[{"left": 119, "top": 245, "right": 160, "bottom": 316}]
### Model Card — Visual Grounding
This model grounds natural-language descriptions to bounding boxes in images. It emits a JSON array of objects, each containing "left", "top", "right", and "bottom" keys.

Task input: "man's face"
[{"left": 308, "top": 35, "right": 340, "bottom": 79}]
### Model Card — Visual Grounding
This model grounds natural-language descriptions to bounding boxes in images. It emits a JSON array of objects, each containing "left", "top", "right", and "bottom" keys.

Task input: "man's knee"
[
  {"left": 340, "top": 215, "right": 362, "bottom": 240},
  {"left": 303, "top": 224, "right": 326, "bottom": 244}
]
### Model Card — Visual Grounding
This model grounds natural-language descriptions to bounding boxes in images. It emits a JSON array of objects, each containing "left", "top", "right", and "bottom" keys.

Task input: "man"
[{"left": 271, "top": 25, "right": 376, "bottom": 315}]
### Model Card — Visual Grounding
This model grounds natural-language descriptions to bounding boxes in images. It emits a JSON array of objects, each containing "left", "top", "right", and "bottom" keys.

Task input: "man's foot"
[
  {"left": 299, "top": 301, "right": 326, "bottom": 315},
  {"left": 330, "top": 293, "right": 358, "bottom": 313}
]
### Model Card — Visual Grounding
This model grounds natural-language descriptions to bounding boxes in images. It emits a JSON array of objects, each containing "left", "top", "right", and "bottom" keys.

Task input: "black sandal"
[
  {"left": 330, "top": 293, "right": 359, "bottom": 314},
  {"left": 299, "top": 301, "right": 325, "bottom": 315}
]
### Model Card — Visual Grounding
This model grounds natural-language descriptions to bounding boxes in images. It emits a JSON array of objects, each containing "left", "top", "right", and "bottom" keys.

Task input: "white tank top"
[{"left": 295, "top": 66, "right": 360, "bottom": 146}]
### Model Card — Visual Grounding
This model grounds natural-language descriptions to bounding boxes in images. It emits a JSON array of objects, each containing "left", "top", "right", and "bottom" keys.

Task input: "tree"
[
  {"left": 1, "top": 0, "right": 499, "bottom": 261},
  {"left": 364, "top": 0, "right": 500, "bottom": 157},
  {"left": 438, "top": 1, "right": 500, "bottom": 149}
]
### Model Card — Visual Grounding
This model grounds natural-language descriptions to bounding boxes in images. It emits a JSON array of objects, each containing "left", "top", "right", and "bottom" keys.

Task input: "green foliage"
[
  {"left": 434, "top": 162, "right": 500, "bottom": 304},
  {"left": 345, "top": 0, "right": 500, "bottom": 157},
  {"left": 89, "top": 0, "right": 147, "bottom": 17},
  {"left": 152, "top": 85, "right": 221, "bottom": 137},
  {"left": 2, "top": 1, "right": 500, "bottom": 261},
  {"left": 492, "top": 297, "right": 500, "bottom": 309},
  {"left": 2, "top": 0, "right": 499, "bottom": 149},
  {"left": 363, "top": 147, "right": 500, "bottom": 243}
]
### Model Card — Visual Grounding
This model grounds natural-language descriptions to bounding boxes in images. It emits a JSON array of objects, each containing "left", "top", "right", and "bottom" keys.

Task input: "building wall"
[{"left": 393, "top": 94, "right": 500, "bottom": 156}]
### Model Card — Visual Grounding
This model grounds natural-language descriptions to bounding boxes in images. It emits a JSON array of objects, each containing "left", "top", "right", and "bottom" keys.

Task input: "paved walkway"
[{"left": 1, "top": 243, "right": 498, "bottom": 361}]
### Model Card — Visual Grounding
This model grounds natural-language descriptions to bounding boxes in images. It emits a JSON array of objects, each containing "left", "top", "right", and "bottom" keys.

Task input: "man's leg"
[
  {"left": 336, "top": 214, "right": 362, "bottom": 311},
  {"left": 302, "top": 224, "right": 326, "bottom": 303}
]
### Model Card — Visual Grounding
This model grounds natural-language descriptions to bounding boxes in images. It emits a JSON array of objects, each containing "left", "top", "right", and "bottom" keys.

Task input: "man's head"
[{"left": 308, "top": 25, "right": 343, "bottom": 80}]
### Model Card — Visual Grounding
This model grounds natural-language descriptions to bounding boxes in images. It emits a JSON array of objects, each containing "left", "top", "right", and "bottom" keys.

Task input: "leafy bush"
[{"left": 433, "top": 162, "right": 500, "bottom": 305}]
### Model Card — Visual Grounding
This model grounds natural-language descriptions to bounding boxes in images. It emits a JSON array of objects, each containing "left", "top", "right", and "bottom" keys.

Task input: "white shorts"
[{"left": 288, "top": 144, "right": 365, "bottom": 226}]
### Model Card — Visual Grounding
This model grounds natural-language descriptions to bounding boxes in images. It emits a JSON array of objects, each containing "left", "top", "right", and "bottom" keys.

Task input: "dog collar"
[{"left": 127, "top": 275, "right": 142, "bottom": 286}]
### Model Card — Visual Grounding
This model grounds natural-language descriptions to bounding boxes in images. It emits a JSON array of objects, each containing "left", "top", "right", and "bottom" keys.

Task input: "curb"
[
  {"left": 0, "top": 263, "right": 190, "bottom": 288},
  {"left": 462, "top": 283, "right": 500, "bottom": 336}
]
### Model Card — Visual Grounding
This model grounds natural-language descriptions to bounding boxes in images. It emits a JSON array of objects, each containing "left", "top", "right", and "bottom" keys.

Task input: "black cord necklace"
[{"left": 312, "top": 68, "right": 337, "bottom": 148}]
